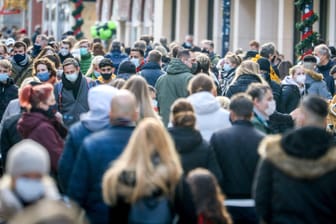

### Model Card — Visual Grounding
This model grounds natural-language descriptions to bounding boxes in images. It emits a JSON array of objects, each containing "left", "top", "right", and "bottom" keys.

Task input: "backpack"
[{"left": 128, "top": 195, "right": 173, "bottom": 224}]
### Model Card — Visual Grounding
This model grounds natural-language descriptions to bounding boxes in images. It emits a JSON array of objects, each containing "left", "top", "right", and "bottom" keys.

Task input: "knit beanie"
[
  {"left": 6, "top": 139, "right": 50, "bottom": 176},
  {"left": 118, "top": 60, "right": 136, "bottom": 75}
]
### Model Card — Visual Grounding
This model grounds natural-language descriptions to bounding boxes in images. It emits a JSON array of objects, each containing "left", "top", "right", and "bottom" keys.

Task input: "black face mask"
[
  {"left": 101, "top": 73, "right": 112, "bottom": 80},
  {"left": 201, "top": 48, "right": 210, "bottom": 54}
]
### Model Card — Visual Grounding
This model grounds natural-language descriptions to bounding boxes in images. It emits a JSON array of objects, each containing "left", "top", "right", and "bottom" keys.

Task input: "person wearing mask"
[
  {"left": 254, "top": 95, "right": 336, "bottom": 224},
  {"left": 85, "top": 55, "right": 104, "bottom": 80},
  {"left": 0, "top": 139, "right": 60, "bottom": 222},
  {"left": 257, "top": 58, "right": 281, "bottom": 109},
  {"left": 74, "top": 39, "right": 93, "bottom": 75},
  {"left": 246, "top": 83, "right": 276, "bottom": 134},
  {"left": 58, "top": 40, "right": 74, "bottom": 64},
  {"left": 219, "top": 52, "right": 241, "bottom": 95},
  {"left": 10, "top": 41, "right": 33, "bottom": 86},
  {"left": 314, "top": 44, "right": 335, "bottom": 95},
  {"left": 32, "top": 58, "right": 57, "bottom": 85},
  {"left": 182, "top": 34, "right": 194, "bottom": 49},
  {"left": 155, "top": 49, "right": 194, "bottom": 126},
  {"left": 17, "top": 83, "right": 67, "bottom": 176},
  {"left": 96, "top": 58, "right": 116, "bottom": 85},
  {"left": 129, "top": 48, "right": 145, "bottom": 72},
  {"left": 0, "top": 59, "right": 18, "bottom": 121},
  {"left": 67, "top": 90, "right": 138, "bottom": 224},
  {"left": 31, "top": 34, "right": 48, "bottom": 58},
  {"left": 279, "top": 65, "right": 305, "bottom": 113},
  {"left": 54, "top": 58, "right": 96, "bottom": 127}
]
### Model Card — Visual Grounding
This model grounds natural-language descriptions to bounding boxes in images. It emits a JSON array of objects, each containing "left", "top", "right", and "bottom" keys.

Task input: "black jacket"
[
  {"left": 0, "top": 79, "right": 18, "bottom": 121},
  {"left": 0, "top": 113, "right": 22, "bottom": 170},
  {"left": 210, "top": 120, "right": 265, "bottom": 198},
  {"left": 316, "top": 60, "right": 335, "bottom": 95},
  {"left": 279, "top": 84, "right": 301, "bottom": 113},
  {"left": 254, "top": 127, "right": 336, "bottom": 224},
  {"left": 225, "top": 74, "right": 263, "bottom": 98},
  {"left": 168, "top": 127, "right": 223, "bottom": 182}
]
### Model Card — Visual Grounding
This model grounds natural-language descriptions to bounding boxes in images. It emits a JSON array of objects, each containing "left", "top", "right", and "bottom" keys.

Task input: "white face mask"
[
  {"left": 59, "top": 48, "right": 69, "bottom": 56},
  {"left": 296, "top": 74, "right": 306, "bottom": 85},
  {"left": 315, "top": 56, "right": 321, "bottom": 65},
  {"left": 265, "top": 100, "right": 276, "bottom": 116},
  {"left": 130, "top": 58, "right": 140, "bottom": 68},
  {"left": 65, "top": 73, "right": 78, "bottom": 83},
  {"left": 15, "top": 177, "right": 45, "bottom": 203}
]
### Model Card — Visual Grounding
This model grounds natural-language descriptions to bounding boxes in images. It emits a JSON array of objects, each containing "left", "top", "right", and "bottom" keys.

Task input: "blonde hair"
[
  {"left": 103, "top": 118, "right": 182, "bottom": 205},
  {"left": 85, "top": 55, "right": 104, "bottom": 76},
  {"left": 289, "top": 64, "right": 303, "bottom": 77},
  {"left": 231, "top": 60, "right": 264, "bottom": 83},
  {"left": 123, "top": 76, "right": 159, "bottom": 120},
  {"left": 0, "top": 59, "right": 12, "bottom": 70}
]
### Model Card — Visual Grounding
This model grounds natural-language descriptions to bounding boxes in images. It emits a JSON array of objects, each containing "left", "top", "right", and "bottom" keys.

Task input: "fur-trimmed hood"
[
  {"left": 258, "top": 127, "right": 336, "bottom": 179},
  {"left": 305, "top": 69, "right": 324, "bottom": 81}
]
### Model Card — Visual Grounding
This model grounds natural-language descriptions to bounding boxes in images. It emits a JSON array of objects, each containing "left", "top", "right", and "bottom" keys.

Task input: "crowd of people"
[{"left": 0, "top": 27, "right": 336, "bottom": 224}]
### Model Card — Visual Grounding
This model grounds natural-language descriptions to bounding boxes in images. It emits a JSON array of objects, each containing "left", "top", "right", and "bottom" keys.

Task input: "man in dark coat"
[
  {"left": 314, "top": 44, "right": 336, "bottom": 95},
  {"left": 210, "top": 93, "right": 265, "bottom": 224},
  {"left": 139, "top": 49, "right": 165, "bottom": 87},
  {"left": 104, "top": 40, "right": 128, "bottom": 70},
  {"left": 254, "top": 95, "right": 336, "bottom": 224},
  {"left": 67, "top": 90, "right": 138, "bottom": 224}
]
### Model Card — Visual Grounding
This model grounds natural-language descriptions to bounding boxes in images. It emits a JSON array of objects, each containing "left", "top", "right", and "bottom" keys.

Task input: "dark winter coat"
[
  {"left": 316, "top": 60, "right": 335, "bottom": 95},
  {"left": 155, "top": 58, "right": 193, "bottom": 126},
  {"left": 0, "top": 79, "right": 18, "bottom": 121},
  {"left": 10, "top": 56, "right": 33, "bottom": 87},
  {"left": 139, "top": 62, "right": 165, "bottom": 87},
  {"left": 0, "top": 113, "right": 22, "bottom": 169},
  {"left": 279, "top": 77, "right": 302, "bottom": 113},
  {"left": 262, "top": 72, "right": 281, "bottom": 110},
  {"left": 67, "top": 125, "right": 134, "bottom": 224},
  {"left": 268, "top": 111, "right": 295, "bottom": 134},
  {"left": 210, "top": 120, "right": 265, "bottom": 198},
  {"left": 16, "top": 111, "right": 67, "bottom": 174},
  {"left": 104, "top": 50, "right": 128, "bottom": 70},
  {"left": 254, "top": 127, "right": 336, "bottom": 224},
  {"left": 225, "top": 74, "right": 263, "bottom": 98},
  {"left": 54, "top": 74, "right": 96, "bottom": 127},
  {"left": 168, "top": 127, "right": 223, "bottom": 181}
]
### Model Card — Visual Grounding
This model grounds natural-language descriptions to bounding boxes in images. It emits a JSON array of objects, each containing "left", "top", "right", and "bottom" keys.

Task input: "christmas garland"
[
  {"left": 294, "top": 0, "right": 319, "bottom": 58},
  {"left": 71, "top": 0, "right": 84, "bottom": 39}
]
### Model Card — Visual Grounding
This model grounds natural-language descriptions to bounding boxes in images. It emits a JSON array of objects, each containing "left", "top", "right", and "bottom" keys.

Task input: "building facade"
[{"left": 96, "top": 0, "right": 336, "bottom": 62}]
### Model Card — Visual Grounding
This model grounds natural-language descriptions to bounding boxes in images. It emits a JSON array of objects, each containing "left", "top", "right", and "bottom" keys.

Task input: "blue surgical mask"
[
  {"left": 36, "top": 71, "right": 50, "bottom": 82},
  {"left": 130, "top": 58, "right": 140, "bottom": 68},
  {"left": 0, "top": 73, "right": 9, "bottom": 82},
  {"left": 93, "top": 70, "right": 101, "bottom": 78},
  {"left": 80, "top": 47, "right": 88, "bottom": 56},
  {"left": 223, "top": 63, "right": 232, "bottom": 72},
  {"left": 15, "top": 177, "right": 45, "bottom": 203},
  {"left": 65, "top": 73, "right": 78, "bottom": 82}
]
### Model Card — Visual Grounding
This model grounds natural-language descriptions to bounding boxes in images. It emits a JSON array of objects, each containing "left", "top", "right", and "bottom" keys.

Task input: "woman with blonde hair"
[
  {"left": 123, "top": 75, "right": 160, "bottom": 121},
  {"left": 219, "top": 52, "right": 242, "bottom": 95},
  {"left": 102, "top": 117, "right": 183, "bottom": 223},
  {"left": 187, "top": 168, "right": 232, "bottom": 224},
  {"left": 225, "top": 60, "right": 265, "bottom": 97},
  {"left": 85, "top": 55, "right": 104, "bottom": 80}
]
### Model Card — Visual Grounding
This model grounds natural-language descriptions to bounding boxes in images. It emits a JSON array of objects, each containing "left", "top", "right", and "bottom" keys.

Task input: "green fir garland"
[
  {"left": 294, "top": 0, "right": 319, "bottom": 57},
  {"left": 71, "top": 0, "right": 84, "bottom": 39}
]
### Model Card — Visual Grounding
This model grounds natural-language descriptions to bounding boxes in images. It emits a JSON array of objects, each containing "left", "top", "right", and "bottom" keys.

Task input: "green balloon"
[
  {"left": 107, "top": 21, "right": 117, "bottom": 30},
  {"left": 100, "top": 29, "right": 112, "bottom": 40},
  {"left": 90, "top": 26, "right": 98, "bottom": 37}
]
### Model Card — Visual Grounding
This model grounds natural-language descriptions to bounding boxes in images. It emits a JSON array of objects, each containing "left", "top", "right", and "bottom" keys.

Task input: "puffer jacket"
[{"left": 226, "top": 74, "right": 263, "bottom": 98}]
